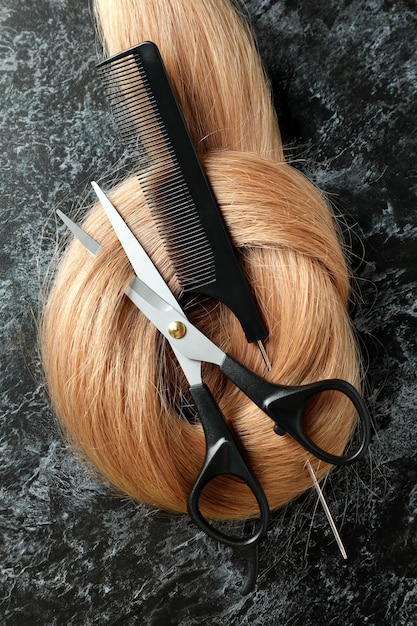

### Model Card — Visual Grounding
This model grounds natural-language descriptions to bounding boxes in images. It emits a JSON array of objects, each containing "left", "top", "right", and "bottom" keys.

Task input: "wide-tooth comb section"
[{"left": 98, "top": 42, "right": 267, "bottom": 343}]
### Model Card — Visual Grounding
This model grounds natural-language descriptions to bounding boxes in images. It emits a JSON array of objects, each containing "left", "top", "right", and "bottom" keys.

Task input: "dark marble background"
[{"left": 1, "top": 0, "right": 416, "bottom": 624}]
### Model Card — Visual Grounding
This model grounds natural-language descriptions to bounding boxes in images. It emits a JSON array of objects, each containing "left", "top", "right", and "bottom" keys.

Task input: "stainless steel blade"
[
  {"left": 91, "top": 181, "right": 183, "bottom": 315},
  {"left": 57, "top": 209, "right": 102, "bottom": 256}
]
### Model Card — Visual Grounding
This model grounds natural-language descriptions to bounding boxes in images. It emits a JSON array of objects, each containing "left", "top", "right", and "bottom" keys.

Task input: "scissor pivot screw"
[{"left": 168, "top": 320, "right": 187, "bottom": 339}]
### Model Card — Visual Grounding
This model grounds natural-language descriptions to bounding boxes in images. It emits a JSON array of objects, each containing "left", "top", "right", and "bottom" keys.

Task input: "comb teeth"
[
  {"left": 98, "top": 42, "right": 267, "bottom": 343},
  {"left": 98, "top": 45, "right": 216, "bottom": 290}
]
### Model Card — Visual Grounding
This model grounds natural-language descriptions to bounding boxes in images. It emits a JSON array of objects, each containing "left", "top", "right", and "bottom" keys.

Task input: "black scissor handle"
[
  {"left": 221, "top": 355, "right": 371, "bottom": 466},
  {"left": 187, "top": 383, "right": 270, "bottom": 549}
]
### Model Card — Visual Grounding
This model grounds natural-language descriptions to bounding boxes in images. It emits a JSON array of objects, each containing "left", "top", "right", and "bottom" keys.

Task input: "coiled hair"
[{"left": 40, "top": 0, "right": 360, "bottom": 519}]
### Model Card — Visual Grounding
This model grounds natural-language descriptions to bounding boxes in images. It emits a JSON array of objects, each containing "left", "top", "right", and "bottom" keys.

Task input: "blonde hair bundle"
[{"left": 40, "top": 0, "right": 363, "bottom": 521}]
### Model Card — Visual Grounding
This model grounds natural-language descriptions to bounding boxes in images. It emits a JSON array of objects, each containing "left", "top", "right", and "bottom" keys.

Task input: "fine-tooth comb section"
[
  {"left": 99, "top": 48, "right": 215, "bottom": 290},
  {"left": 98, "top": 41, "right": 267, "bottom": 343}
]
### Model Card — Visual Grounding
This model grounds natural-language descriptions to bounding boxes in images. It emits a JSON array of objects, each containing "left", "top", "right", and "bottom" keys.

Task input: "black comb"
[{"left": 98, "top": 41, "right": 267, "bottom": 344}]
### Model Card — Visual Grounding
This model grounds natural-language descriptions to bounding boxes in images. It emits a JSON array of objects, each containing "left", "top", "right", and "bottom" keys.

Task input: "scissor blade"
[
  {"left": 127, "top": 276, "right": 224, "bottom": 368},
  {"left": 91, "top": 181, "right": 183, "bottom": 314},
  {"left": 57, "top": 208, "right": 205, "bottom": 384},
  {"left": 57, "top": 209, "right": 102, "bottom": 256}
]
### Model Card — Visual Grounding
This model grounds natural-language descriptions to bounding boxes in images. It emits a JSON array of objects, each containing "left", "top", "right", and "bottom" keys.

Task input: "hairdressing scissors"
[{"left": 58, "top": 181, "right": 371, "bottom": 592}]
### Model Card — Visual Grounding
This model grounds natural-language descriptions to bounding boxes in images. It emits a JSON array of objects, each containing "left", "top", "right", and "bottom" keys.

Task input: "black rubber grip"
[
  {"left": 187, "top": 383, "right": 270, "bottom": 548},
  {"left": 220, "top": 354, "right": 371, "bottom": 466}
]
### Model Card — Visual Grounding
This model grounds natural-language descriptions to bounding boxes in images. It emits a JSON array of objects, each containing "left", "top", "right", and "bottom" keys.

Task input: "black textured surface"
[{"left": 1, "top": 1, "right": 416, "bottom": 624}]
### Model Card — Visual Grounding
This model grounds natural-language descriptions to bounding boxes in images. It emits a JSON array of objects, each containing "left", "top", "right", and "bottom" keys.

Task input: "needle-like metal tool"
[
  {"left": 261, "top": 351, "right": 347, "bottom": 560},
  {"left": 305, "top": 460, "right": 347, "bottom": 560},
  {"left": 257, "top": 339, "right": 272, "bottom": 371}
]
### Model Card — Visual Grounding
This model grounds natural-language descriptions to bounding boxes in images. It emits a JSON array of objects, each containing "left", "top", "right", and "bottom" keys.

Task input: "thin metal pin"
[
  {"left": 257, "top": 339, "right": 272, "bottom": 371},
  {"left": 305, "top": 460, "right": 348, "bottom": 560},
  {"left": 260, "top": 343, "right": 347, "bottom": 560}
]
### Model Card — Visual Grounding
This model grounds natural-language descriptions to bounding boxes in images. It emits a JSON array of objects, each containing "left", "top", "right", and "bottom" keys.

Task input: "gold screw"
[{"left": 168, "top": 320, "right": 187, "bottom": 339}]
